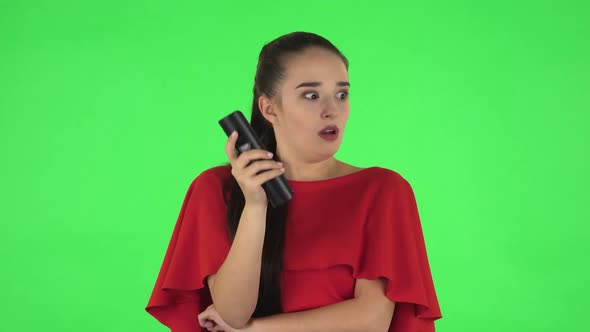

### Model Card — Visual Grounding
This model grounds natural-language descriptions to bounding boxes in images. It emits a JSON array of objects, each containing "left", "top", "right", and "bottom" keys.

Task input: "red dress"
[{"left": 145, "top": 165, "right": 442, "bottom": 331}]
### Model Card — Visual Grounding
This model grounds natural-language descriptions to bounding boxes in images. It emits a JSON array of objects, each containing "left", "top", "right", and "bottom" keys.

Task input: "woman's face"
[{"left": 261, "top": 47, "right": 350, "bottom": 163}]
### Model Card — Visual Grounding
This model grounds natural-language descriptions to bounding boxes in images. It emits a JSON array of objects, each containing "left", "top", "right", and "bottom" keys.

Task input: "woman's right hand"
[{"left": 225, "top": 131, "right": 285, "bottom": 206}]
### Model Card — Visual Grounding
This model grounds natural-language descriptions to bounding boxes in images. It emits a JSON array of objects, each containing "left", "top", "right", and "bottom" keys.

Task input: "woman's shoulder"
[
  {"left": 348, "top": 164, "right": 409, "bottom": 187},
  {"left": 189, "top": 164, "right": 232, "bottom": 190},
  {"left": 179, "top": 164, "right": 233, "bottom": 205},
  {"left": 190, "top": 163, "right": 411, "bottom": 192},
  {"left": 199, "top": 164, "right": 232, "bottom": 179}
]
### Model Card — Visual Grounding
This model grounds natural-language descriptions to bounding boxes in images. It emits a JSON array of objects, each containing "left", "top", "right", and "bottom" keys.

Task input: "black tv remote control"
[{"left": 219, "top": 110, "right": 293, "bottom": 208}]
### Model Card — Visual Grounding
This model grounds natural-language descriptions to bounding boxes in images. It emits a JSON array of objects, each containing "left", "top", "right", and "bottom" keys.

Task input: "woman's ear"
[{"left": 258, "top": 95, "right": 279, "bottom": 126}]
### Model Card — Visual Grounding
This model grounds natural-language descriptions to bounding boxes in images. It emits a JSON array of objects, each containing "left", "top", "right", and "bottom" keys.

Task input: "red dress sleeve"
[
  {"left": 357, "top": 173, "right": 442, "bottom": 331},
  {"left": 145, "top": 169, "right": 231, "bottom": 332}
]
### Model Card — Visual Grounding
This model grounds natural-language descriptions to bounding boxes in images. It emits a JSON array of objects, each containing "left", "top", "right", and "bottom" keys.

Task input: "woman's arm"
[
  {"left": 251, "top": 278, "right": 395, "bottom": 332},
  {"left": 208, "top": 203, "right": 268, "bottom": 329}
]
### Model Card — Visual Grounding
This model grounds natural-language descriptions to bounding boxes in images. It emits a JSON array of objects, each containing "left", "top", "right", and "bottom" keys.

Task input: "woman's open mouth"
[{"left": 318, "top": 125, "right": 339, "bottom": 141}]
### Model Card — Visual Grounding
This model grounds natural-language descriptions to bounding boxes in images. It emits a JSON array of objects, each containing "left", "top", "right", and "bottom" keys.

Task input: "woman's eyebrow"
[{"left": 295, "top": 81, "right": 350, "bottom": 89}]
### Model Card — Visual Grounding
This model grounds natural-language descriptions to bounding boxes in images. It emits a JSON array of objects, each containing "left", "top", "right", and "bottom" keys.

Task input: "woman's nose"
[{"left": 321, "top": 100, "right": 340, "bottom": 118}]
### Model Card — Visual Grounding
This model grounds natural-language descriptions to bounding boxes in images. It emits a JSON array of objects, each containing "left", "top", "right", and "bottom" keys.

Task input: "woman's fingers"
[
  {"left": 234, "top": 149, "right": 274, "bottom": 170},
  {"left": 197, "top": 305, "right": 214, "bottom": 327},
  {"left": 224, "top": 130, "right": 283, "bottom": 206},
  {"left": 255, "top": 167, "right": 286, "bottom": 184},
  {"left": 198, "top": 304, "right": 228, "bottom": 331},
  {"left": 224, "top": 131, "right": 239, "bottom": 163},
  {"left": 225, "top": 131, "right": 275, "bottom": 171},
  {"left": 203, "top": 319, "right": 214, "bottom": 328},
  {"left": 211, "top": 325, "right": 225, "bottom": 332},
  {"left": 245, "top": 160, "right": 283, "bottom": 177},
  {"left": 197, "top": 312, "right": 208, "bottom": 327}
]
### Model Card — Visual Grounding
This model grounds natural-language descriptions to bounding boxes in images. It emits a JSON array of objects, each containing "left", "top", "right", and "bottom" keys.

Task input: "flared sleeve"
[
  {"left": 357, "top": 172, "right": 442, "bottom": 331},
  {"left": 145, "top": 169, "right": 231, "bottom": 332}
]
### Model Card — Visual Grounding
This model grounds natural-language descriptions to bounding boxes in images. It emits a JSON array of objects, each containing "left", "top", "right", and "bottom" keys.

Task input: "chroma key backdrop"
[{"left": 1, "top": 1, "right": 588, "bottom": 331}]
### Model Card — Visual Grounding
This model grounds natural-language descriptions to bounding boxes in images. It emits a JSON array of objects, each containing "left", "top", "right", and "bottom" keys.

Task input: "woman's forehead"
[{"left": 282, "top": 54, "right": 348, "bottom": 88}]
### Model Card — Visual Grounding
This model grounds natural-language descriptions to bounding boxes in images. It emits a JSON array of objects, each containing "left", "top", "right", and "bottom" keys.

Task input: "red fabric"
[{"left": 146, "top": 165, "right": 442, "bottom": 331}]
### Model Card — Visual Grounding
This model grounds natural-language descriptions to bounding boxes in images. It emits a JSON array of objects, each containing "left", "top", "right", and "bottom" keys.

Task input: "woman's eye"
[
  {"left": 304, "top": 92, "right": 319, "bottom": 100},
  {"left": 304, "top": 91, "right": 349, "bottom": 100}
]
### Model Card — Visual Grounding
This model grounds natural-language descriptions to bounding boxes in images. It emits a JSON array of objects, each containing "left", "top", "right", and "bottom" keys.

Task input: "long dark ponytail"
[{"left": 220, "top": 31, "right": 349, "bottom": 317}]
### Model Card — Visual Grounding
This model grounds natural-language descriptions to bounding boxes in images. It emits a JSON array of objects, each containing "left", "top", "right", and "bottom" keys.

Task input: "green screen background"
[{"left": 1, "top": 1, "right": 588, "bottom": 331}]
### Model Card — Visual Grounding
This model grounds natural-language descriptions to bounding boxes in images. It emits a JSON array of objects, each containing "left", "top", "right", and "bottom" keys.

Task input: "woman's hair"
[{"left": 220, "top": 31, "right": 349, "bottom": 317}]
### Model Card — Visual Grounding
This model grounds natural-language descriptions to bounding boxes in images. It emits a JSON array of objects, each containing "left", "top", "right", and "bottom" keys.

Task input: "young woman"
[{"left": 146, "top": 31, "right": 442, "bottom": 332}]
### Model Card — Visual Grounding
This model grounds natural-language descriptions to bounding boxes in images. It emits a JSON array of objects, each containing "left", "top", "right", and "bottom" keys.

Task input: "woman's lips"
[
  {"left": 318, "top": 131, "right": 339, "bottom": 141},
  {"left": 317, "top": 125, "right": 339, "bottom": 135},
  {"left": 318, "top": 125, "right": 339, "bottom": 141}
]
